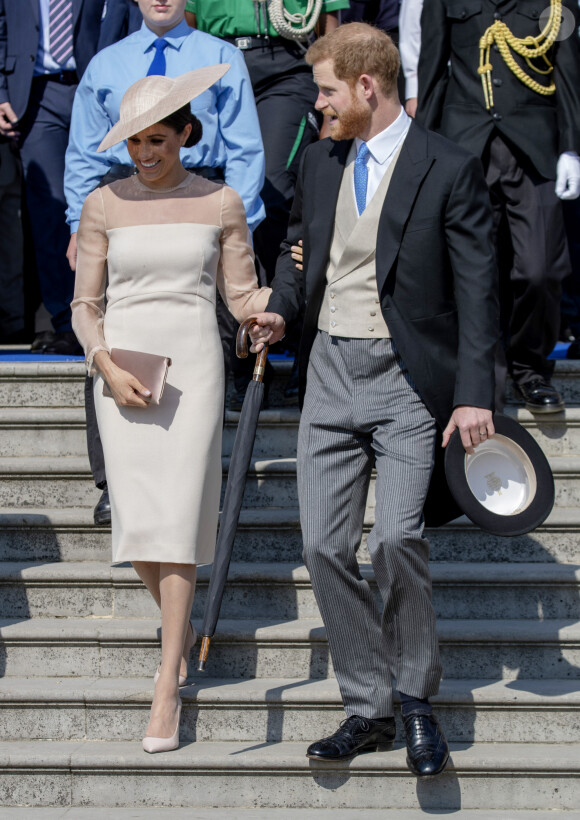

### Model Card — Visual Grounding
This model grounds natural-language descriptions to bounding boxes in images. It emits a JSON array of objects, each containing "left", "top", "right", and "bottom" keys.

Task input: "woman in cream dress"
[{"left": 72, "top": 68, "right": 271, "bottom": 752}]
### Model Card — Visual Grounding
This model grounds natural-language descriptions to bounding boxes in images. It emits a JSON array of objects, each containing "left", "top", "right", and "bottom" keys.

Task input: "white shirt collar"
[{"left": 355, "top": 107, "right": 411, "bottom": 165}]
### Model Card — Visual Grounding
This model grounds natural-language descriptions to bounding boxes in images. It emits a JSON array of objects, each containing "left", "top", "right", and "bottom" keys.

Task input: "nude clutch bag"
[{"left": 102, "top": 348, "right": 172, "bottom": 405}]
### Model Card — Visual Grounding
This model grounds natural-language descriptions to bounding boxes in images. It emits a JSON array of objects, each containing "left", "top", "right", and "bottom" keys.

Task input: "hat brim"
[
  {"left": 444, "top": 413, "right": 554, "bottom": 536},
  {"left": 97, "top": 64, "right": 230, "bottom": 153}
]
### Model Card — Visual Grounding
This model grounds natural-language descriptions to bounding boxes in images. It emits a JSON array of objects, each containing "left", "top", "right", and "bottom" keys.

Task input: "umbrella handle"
[{"left": 236, "top": 316, "right": 269, "bottom": 383}]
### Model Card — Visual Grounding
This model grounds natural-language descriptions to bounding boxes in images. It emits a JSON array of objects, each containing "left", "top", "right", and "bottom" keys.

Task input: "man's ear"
[{"left": 358, "top": 74, "right": 375, "bottom": 100}]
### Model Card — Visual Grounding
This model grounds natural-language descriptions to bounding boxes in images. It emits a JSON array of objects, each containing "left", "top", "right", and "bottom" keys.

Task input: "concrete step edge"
[
  {"left": 1, "top": 560, "right": 579, "bottom": 586},
  {"left": 1, "top": 505, "right": 580, "bottom": 531},
  {"left": 0, "top": 407, "right": 302, "bottom": 426},
  {"left": 0, "top": 676, "right": 578, "bottom": 707},
  {"left": 1, "top": 811, "right": 578, "bottom": 820},
  {"left": 5, "top": 404, "right": 580, "bottom": 428},
  {"left": 0, "top": 617, "right": 578, "bottom": 644},
  {"left": 0, "top": 739, "right": 579, "bottom": 773},
  {"left": 3, "top": 454, "right": 580, "bottom": 476},
  {"left": 0, "top": 455, "right": 580, "bottom": 480}
]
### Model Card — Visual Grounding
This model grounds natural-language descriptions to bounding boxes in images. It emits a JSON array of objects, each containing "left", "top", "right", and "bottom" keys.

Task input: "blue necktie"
[
  {"left": 147, "top": 38, "right": 169, "bottom": 76},
  {"left": 354, "top": 142, "right": 370, "bottom": 216}
]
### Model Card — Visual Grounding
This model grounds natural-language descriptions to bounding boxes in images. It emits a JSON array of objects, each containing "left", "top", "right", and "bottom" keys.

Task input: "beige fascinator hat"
[{"left": 97, "top": 64, "right": 230, "bottom": 153}]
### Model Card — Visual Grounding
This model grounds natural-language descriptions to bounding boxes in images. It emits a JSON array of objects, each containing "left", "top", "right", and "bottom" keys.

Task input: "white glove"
[{"left": 555, "top": 151, "right": 580, "bottom": 200}]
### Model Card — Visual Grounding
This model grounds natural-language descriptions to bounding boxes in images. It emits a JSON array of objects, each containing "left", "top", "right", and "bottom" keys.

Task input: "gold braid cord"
[{"left": 478, "top": 0, "right": 562, "bottom": 109}]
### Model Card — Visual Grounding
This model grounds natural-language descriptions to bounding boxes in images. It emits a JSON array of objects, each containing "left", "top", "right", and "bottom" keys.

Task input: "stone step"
[
  {"left": 3, "top": 812, "right": 579, "bottom": 820},
  {"left": 3, "top": 404, "right": 580, "bottom": 460},
  {"left": 0, "top": 676, "right": 577, "bottom": 744},
  {"left": 0, "top": 740, "right": 578, "bottom": 810},
  {"left": 0, "top": 407, "right": 302, "bottom": 459},
  {"left": 1, "top": 453, "right": 579, "bottom": 510},
  {"left": 2, "top": 357, "right": 580, "bottom": 406},
  {"left": 0, "top": 617, "right": 578, "bottom": 680},
  {"left": 1, "top": 507, "right": 580, "bottom": 564},
  {"left": 1, "top": 561, "right": 579, "bottom": 621},
  {"left": 0, "top": 360, "right": 295, "bottom": 410}
]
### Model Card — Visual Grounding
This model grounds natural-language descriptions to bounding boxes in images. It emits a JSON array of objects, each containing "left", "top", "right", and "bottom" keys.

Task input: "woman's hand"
[
  {"left": 94, "top": 351, "right": 152, "bottom": 408},
  {"left": 291, "top": 239, "right": 304, "bottom": 271}
]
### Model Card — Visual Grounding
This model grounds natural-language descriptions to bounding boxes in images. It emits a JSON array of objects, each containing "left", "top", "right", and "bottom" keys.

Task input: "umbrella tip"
[{"left": 197, "top": 635, "right": 211, "bottom": 672}]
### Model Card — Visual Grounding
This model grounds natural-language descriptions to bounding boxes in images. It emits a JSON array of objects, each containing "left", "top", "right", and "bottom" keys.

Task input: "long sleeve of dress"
[
  {"left": 217, "top": 185, "right": 271, "bottom": 321},
  {"left": 71, "top": 188, "right": 110, "bottom": 373}
]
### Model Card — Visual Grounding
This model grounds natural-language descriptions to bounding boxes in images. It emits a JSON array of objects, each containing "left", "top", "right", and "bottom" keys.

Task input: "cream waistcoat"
[{"left": 318, "top": 141, "right": 404, "bottom": 338}]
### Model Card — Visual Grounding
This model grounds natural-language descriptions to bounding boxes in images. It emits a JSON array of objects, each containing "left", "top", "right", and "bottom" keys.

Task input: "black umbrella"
[{"left": 198, "top": 316, "right": 269, "bottom": 671}]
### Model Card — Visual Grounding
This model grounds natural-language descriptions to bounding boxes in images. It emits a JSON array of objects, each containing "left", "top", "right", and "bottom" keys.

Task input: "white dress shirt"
[
  {"left": 399, "top": 0, "right": 423, "bottom": 100},
  {"left": 354, "top": 107, "right": 412, "bottom": 210}
]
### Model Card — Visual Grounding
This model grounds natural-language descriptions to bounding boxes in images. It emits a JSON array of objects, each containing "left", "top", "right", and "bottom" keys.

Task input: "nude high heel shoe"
[
  {"left": 154, "top": 620, "right": 197, "bottom": 687},
  {"left": 142, "top": 700, "right": 182, "bottom": 754}
]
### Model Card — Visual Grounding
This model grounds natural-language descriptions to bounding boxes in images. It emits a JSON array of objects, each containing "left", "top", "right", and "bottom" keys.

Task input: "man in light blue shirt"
[{"left": 64, "top": 0, "right": 265, "bottom": 261}]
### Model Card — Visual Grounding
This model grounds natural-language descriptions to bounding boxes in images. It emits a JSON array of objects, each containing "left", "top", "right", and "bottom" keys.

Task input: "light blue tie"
[
  {"left": 147, "top": 38, "right": 169, "bottom": 76},
  {"left": 354, "top": 142, "right": 370, "bottom": 216}
]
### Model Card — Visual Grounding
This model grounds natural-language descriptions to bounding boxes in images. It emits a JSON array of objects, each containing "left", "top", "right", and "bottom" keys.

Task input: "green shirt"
[{"left": 185, "top": 0, "right": 349, "bottom": 39}]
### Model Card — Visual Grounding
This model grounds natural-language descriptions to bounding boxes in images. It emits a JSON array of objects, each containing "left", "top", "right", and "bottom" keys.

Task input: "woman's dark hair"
[{"left": 160, "top": 104, "right": 202, "bottom": 148}]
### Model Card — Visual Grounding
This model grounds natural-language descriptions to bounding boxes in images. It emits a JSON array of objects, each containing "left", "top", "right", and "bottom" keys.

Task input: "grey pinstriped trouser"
[{"left": 298, "top": 331, "right": 442, "bottom": 718}]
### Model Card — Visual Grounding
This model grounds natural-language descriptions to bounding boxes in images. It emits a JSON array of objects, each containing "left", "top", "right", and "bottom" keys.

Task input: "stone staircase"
[{"left": 0, "top": 356, "right": 579, "bottom": 815}]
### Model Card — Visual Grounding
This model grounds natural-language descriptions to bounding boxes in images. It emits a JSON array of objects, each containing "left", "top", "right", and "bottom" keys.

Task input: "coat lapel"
[
  {"left": 73, "top": 0, "right": 85, "bottom": 28},
  {"left": 29, "top": 0, "right": 40, "bottom": 25},
  {"left": 375, "top": 122, "right": 435, "bottom": 297}
]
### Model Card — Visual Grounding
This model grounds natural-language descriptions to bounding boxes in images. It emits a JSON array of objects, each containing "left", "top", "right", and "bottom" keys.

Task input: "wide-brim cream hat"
[{"left": 97, "top": 64, "right": 230, "bottom": 153}]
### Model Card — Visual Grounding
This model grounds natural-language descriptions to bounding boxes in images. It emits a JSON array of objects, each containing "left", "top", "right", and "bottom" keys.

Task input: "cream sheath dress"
[{"left": 72, "top": 174, "right": 271, "bottom": 565}]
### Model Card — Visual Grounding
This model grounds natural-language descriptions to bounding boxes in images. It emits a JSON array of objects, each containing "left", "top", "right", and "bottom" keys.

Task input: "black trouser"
[
  {"left": 84, "top": 164, "right": 230, "bottom": 489},
  {"left": 0, "top": 140, "right": 24, "bottom": 339},
  {"left": 19, "top": 75, "right": 78, "bottom": 332},
  {"left": 483, "top": 134, "right": 570, "bottom": 395},
  {"left": 561, "top": 198, "right": 580, "bottom": 338},
  {"left": 239, "top": 37, "right": 320, "bottom": 283}
]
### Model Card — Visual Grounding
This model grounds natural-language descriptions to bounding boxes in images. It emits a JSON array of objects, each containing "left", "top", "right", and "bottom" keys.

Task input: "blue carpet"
[
  {"left": 0, "top": 349, "right": 295, "bottom": 363},
  {"left": 0, "top": 346, "right": 571, "bottom": 363}
]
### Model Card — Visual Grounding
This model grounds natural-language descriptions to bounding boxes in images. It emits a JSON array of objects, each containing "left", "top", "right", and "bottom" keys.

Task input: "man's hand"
[
  {"left": 0, "top": 102, "right": 19, "bottom": 138},
  {"left": 405, "top": 97, "right": 418, "bottom": 118},
  {"left": 67, "top": 233, "right": 78, "bottom": 271},
  {"left": 442, "top": 405, "right": 494, "bottom": 453},
  {"left": 249, "top": 312, "right": 286, "bottom": 352},
  {"left": 555, "top": 152, "right": 580, "bottom": 200},
  {"left": 291, "top": 239, "right": 303, "bottom": 271}
]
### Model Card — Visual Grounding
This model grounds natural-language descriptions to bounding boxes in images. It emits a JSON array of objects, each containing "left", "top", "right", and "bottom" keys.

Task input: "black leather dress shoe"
[
  {"left": 403, "top": 711, "right": 449, "bottom": 778},
  {"left": 42, "top": 331, "right": 83, "bottom": 356},
  {"left": 306, "top": 715, "right": 396, "bottom": 761},
  {"left": 567, "top": 340, "right": 580, "bottom": 359},
  {"left": 94, "top": 486, "right": 111, "bottom": 526},
  {"left": 30, "top": 330, "right": 55, "bottom": 352},
  {"left": 515, "top": 378, "right": 565, "bottom": 413}
]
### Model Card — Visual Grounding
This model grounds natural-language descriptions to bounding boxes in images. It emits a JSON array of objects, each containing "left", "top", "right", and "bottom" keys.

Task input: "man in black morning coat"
[
  {"left": 250, "top": 23, "right": 498, "bottom": 778},
  {"left": 417, "top": 0, "right": 580, "bottom": 412}
]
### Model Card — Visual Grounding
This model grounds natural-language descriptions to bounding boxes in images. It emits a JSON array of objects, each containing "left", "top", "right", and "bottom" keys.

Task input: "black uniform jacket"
[
  {"left": 417, "top": 0, "right": 580, "bottom": 181},
  {"left": 266, "top": 121, "right": 499, "bottom": 526}
]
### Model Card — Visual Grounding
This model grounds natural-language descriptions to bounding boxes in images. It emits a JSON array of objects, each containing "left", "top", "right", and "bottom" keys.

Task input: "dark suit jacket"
[
  {"left": 416, "top": 0, "right": 580, "bottom": 181},
  {"left": 98, "top": 0, "right": 142, "bottom": 51},
  {"left": 266, "top": 121, "right": 498, "bottom": 525},
  {"left": 0, "top": 0, "right": 105, "bottom": 119}
]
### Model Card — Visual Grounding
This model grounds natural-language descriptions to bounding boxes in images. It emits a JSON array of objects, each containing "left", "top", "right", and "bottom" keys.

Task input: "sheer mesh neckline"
[{"left": 132, "top": 172, "right": 194, "bottom": 194}]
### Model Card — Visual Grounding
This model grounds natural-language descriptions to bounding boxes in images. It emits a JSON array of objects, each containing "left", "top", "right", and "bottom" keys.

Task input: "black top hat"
[{"left": 444, "top": 413, "right": 555, "bottom": 537}]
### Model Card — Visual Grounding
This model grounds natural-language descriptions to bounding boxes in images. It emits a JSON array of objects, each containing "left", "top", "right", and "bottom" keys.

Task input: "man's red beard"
[{"left": 327, "top": 94, "right": 371, "bottom": 141}]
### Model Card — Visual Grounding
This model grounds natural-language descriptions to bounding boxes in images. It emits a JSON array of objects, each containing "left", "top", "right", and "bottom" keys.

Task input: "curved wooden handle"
[{"left": 236, "top": 317, "right": 269, "bottom": 383}]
